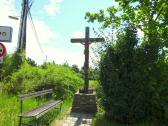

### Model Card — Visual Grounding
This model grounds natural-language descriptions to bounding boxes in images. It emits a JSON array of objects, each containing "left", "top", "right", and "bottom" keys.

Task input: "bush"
[
  {"left": 3, "top": 62, "right": 83, "bottom": 99},
  {"left": 0, "top": 51, "right": 23, "bottom": 81},
  {"left": 99, "top": 26, "right": 168, "bottom": 124}
]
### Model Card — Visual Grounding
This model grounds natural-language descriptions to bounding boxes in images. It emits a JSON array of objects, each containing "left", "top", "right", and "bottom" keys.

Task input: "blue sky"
[{"left": 0, "top": 0, "right": 115, "bottom": 67}]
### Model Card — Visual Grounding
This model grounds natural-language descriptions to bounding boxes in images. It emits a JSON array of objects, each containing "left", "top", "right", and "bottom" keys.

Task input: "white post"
[{"left": 0, "top": 57, "right": 3, "bottom": 64}]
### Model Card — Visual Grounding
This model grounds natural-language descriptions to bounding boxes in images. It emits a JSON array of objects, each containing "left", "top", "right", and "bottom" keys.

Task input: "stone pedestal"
[{"left": 71, "top": 91, "right": 97, "bottom": 113}]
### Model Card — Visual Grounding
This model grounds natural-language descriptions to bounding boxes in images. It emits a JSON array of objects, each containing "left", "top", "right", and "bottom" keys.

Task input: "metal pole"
[{"left": 19, "top": 100, "right": 23, "bottom": 126}]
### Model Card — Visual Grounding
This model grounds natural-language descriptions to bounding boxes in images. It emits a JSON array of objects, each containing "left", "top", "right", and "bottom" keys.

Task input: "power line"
[{"left": 27, "top": 8, "right": 47, "bottom": 61}]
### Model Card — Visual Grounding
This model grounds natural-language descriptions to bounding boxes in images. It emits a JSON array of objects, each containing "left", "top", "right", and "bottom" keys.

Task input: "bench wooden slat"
[
  {"left": 19, "top": 100, "right": 62, "bottom": 119},
  {"left": 19, "top": 89, "right": 53, "bottom": 100}
]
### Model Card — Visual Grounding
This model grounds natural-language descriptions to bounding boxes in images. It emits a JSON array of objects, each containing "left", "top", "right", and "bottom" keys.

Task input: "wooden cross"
[{"left": 71, "top": 27, "right": 105, "bottom": 93}]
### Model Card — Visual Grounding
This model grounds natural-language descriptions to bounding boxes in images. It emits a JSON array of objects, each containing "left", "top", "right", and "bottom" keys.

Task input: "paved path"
[{"left": 62, "top": 113, "right": 93, "bottom": 126}]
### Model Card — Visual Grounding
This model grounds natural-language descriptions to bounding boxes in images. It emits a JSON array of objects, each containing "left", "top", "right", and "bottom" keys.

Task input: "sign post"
[{"left": 0, "top": 57, "right": 3, "bottom": 64}]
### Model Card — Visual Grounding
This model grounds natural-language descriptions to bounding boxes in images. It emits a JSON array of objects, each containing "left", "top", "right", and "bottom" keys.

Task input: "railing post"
[
  {"left": 60, "top": 102, "right": 62, "bottom": 112},
  {"left": 19, "top": 100, "right": 23, "bottom": 126}
]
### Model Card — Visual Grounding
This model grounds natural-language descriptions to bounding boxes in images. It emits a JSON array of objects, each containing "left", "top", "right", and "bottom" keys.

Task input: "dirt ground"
[{"left": 51, "top": 119, "right": 65, "bottom": 126}]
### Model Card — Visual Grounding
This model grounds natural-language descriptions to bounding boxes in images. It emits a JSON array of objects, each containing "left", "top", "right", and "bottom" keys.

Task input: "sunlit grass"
[
  {"left": 0, "top": 94, "right": 40, "bottom": 126},
  {"left": 89, "top": 80, "right": 99, "bottom": 90},
  {"left": 51, "top": 98, "right": 73, "bottom": 126},
  {"left": 0, "top": 94, "right": 19, "bottom": 126},
  {"left": 0, "top": 93, "right": 73, "bottom": 126}
]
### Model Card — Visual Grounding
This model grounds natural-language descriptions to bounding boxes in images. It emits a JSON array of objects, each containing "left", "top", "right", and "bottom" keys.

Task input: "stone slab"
[
  {"left": 62, "top": 113, "right": 93, "bottom": 126},
  {"left": 71, "top": 92, "right": 97, "bottom": 113}
]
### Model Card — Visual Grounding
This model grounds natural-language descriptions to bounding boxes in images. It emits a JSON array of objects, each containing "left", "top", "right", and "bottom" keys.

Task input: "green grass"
[
  {"left": 0, "top": 95, "right": 19, "bottom": 126},
  {"left": 51, "top": 98, "right": 73, "bottom": 126},
  {"left": 0, "top": 94, "right": 40, "bottom": 126},
  {"left": 55, "top": 98, "right": 73, "bottom": 119},
  {"left": 0, "top": 94, "right": 73, "bottom": 126},
  {"left": 89, "top": 80, "right": 99, "bottom": 90}
]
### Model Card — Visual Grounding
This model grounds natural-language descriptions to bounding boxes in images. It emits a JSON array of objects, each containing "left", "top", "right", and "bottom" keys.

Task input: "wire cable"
[{"left": 27, "top": 7, "right": 47, "bottom": 61}]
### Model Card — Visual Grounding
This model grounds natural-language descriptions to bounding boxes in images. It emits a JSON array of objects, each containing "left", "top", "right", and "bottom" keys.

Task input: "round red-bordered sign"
[{"left": 0, "top": 43, "right": 7, "bottom": 58}]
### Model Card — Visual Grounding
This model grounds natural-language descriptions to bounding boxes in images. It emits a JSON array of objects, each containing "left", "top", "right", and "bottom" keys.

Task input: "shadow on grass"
[{"left": 92, "top": 113, "right": 167, "bottom": 126}]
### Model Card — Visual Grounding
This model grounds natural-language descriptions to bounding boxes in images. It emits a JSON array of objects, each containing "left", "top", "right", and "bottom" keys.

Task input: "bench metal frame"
[{"left": 18, "top": 89, "right": 62, "bottom": 126}]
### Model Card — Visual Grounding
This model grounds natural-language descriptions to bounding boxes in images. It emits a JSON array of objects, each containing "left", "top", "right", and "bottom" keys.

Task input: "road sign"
[
  {"left": 0, "top": 43, "right": 7, "bottom": 57},
  {"left": 0, "top": 26, "right": 13, "bottom": 42}
]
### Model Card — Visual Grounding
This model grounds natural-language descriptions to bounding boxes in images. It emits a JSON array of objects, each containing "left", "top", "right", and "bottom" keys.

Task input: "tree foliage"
[
  {"left": 99, "top": 25, "right": 168, "bottom": 124},
  {"left": 85, "top": 1, "right": 168, "bottom": 124},
  {"left": 26, "top": 57, "right": 37, "bottom": 66},
  {"left": 0, "top": 53, "right": 83, "bottom": 100},
  {"left": 2, "top": 62, "right": 83, "bottom": 99},
  {"left": 0, "top": 51, "right": 23, "bottom": 81},
  {"left": 85, "top": 0, "right": 168, "bottom": 46},
  {"left": 71, "top": 64, "right": 80, "bottom": 73}
]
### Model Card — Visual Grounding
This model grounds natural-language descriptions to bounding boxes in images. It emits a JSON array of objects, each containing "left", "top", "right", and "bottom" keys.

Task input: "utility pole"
[{"left": 17, "top": 0, "right": 29, "bottom": 52}]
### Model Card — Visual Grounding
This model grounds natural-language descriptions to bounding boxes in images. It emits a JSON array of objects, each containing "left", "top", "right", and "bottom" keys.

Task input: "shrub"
[
  {"left": 3, "top": 62, "right": 83, "bottom": 99},
  {"left": 99, "top": 26, "right": 168, "bottom": 124},
  {"left": 0, "top": 51, "right": 23, "bottom": 81}
]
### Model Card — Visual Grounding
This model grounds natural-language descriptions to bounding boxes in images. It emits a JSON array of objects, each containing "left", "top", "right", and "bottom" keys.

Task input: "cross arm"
[
  {"left": 71, "top": 38, "right": 86, "bottom": 43},
  {"left": 89, "top": 38, "right": 105, "bottom": 43},
  {"left": 71, "top": 38, "right": 105, "bottom": 43}
]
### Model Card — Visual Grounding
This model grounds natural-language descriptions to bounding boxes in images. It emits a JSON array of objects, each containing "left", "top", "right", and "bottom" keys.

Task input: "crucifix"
[{"left": 71, "top": 27, "right": 105, "bottom": 93}]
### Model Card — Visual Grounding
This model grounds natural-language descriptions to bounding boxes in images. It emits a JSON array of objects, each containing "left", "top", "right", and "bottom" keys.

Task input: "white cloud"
[
  {"left": 27, "top": 20, "right": 60, "bottom": 45},
  {"left": 0, "top": 0, "right": 19, "bottom": 53},
  {"left": 43, "top": 47, "right": 84, "bottom": 67},
  {"left": 26, "top": 20, "right": 85, "bottom": 67},
  {"left": 0, "top": 0, "right": 84, "bottom": 67},
  {"left": 0, "top": 0, "right": 17, "bottom": 14},
  {"left": 71, "top": 31, "right": 84, "bottom": 38},
  {"left": 26, "top": 18, "right": 85, "bottom": 67},
  {"left": 44, "top": 0, "right": 63, "bottom": 15}
]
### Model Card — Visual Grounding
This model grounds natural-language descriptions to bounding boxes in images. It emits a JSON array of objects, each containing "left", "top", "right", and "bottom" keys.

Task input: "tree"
[
  {"left": 63, "top": 61, "right": 69, "bottom": 67},
  {"left": 86, "top": 1, "right": 168, "bottom": 74},
  {"left": 99, "top": 25, "right": 168, "bottom": 124},
  {"left": 0, "top": 52, "right": 23, "bottom": 81},
  {"left": 85, "top": 0, "right": 168, "bottom": 124},
  {"left": 71, "top": 64, "right": 80, "bottom": 73},
  {"left": 88, "top": 67, "right": 99, "bottom": 80},
  {"left": 26, "top": 57, "right": 37, "bottom": 66},
  {"left": 85, "top": 0, "right": 168, "bottom": 46}
]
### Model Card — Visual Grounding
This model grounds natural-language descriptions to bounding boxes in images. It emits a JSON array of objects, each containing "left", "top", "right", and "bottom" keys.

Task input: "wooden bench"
[{"left": 18, "top": 89, "right": 62, "bottom": 126}]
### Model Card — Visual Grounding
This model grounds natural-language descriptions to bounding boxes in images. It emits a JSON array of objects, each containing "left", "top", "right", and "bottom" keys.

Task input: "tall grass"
[
  {"left": 0, "top": 93, "right": 73, "bottom": 126},
  {"left": 0, "top": 94, "right": 19, "bottom": 126},
  {"left": 89, "top": 80, "right": 98, "bottom": 90},
  {"left": 0, "top": 94, "right": 39, "bottom": 126},
  {"left": 51, "top": 98, "right": 73, "bottom": 126}
]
